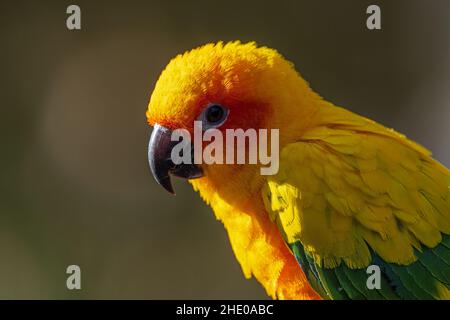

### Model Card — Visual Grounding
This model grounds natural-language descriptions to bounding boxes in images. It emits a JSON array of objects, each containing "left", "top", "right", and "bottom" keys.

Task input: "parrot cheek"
[{"left": 148, "top": 124, "right": 203, "bottom": 195}]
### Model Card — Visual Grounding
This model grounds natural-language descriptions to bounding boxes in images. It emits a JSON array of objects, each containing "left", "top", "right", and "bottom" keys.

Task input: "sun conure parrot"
[{"left": 146, "top": 41, "right": 450, "bottom": 300}]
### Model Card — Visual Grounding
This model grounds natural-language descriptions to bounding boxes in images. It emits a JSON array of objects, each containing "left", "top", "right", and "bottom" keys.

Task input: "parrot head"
[{"left": 146, "top": 42, "right": 320, "bottom": 202}]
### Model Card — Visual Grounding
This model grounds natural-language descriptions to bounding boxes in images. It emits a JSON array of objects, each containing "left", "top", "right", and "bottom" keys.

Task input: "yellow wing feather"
[{"left": 263, "top": 106, "right": 450, "bottom": 269}]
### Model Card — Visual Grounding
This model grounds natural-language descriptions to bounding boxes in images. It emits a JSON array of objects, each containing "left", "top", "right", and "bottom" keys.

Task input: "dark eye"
[
  {"left": 206, "top": 105, "right": 225, "bottom": 123},
  {"left": 199, "top": 103, "right": 229, "bottom": 129}
]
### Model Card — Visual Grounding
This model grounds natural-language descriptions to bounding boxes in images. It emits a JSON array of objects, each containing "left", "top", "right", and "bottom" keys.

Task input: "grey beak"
[{"left": 148, "top": 124, "right": 203, "bottom": 194}]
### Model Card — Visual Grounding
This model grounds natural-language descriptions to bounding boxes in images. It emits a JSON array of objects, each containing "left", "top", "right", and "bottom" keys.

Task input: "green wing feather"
[{"left": 291, "top": 238, "right": 450, "bottom": 299}]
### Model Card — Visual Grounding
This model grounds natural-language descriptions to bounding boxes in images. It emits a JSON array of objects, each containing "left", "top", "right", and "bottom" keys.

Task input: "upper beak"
[{"left": 148, "top": 124, "right": 203, "bottom": 194}]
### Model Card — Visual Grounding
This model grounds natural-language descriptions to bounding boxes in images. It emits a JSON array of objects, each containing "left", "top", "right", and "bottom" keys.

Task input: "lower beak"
[{"left": 148, "top": 124, "right": 203, "bottom": 194}]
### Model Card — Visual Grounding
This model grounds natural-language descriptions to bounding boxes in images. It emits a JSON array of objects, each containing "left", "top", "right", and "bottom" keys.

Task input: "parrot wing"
[{"left": 262, "top": 106, "right": 450, "bottom": 299}]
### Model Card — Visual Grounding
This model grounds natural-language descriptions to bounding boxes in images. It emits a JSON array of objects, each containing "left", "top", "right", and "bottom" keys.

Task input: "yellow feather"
[{"left": 264, "top": 106, "right": 450, "bottom": 268}]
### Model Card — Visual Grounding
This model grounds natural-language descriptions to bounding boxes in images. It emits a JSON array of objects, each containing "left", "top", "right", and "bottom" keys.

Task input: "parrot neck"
[
  {"left": 190, "top": 162, "right": 268, "bottom": 216},
  {"left": 272, "top": 87, "right": 329, "bottom": 148}
]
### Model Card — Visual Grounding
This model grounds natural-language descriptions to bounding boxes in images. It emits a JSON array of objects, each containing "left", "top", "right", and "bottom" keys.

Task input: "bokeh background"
[{"left": 0, "top": 0, "right": 449, "bottom": 299}]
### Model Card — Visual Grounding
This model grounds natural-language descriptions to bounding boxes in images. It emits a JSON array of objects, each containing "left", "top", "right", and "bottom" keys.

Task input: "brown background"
[{"left": 0, "top": 0, "right": 449, "bottom": 298}]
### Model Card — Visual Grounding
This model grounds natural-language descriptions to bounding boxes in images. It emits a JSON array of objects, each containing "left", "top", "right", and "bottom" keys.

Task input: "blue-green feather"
[{"left": 289, "top": 234, "right": 450, "bottom": 300}]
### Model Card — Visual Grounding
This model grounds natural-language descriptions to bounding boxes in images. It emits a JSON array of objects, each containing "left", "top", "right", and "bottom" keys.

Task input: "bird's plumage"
[
  {"left": 147, "top": 41, "right": 450, "bottom": 299},
  {"left": 262, "top": 105, "right": 450, "bottom": 299}
]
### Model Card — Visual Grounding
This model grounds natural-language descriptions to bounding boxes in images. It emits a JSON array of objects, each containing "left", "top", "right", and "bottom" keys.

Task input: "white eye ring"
[{"left": 197, "top": 103, "right": 229, "bottom": 130}]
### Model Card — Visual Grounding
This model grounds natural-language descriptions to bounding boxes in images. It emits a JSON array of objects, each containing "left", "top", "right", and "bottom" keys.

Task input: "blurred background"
[{"left": 0, "top": 0, "right": 449, "bottom": 299}]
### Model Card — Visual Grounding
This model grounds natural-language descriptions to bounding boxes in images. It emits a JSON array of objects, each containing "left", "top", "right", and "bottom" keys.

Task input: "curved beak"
[{"left": 148, "top": 124, "right": 203, "bottom": 194}]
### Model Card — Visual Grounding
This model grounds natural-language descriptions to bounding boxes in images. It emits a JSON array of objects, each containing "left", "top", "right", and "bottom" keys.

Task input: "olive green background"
[{"left": 0, "top": 0, "right": 449, "bottom": 299}]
